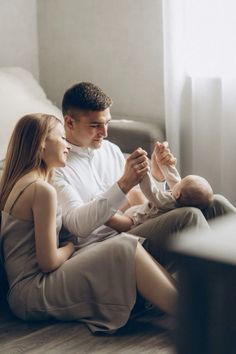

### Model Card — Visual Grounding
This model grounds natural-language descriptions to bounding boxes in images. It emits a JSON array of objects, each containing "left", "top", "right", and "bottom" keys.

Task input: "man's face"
[{"left": 65, "top": 108, "right": 111, "bottom": 149}]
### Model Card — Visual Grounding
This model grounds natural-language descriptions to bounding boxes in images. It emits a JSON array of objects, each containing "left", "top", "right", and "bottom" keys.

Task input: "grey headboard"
[{"left": 107, "top": 119, "right": 165, "bottom": 157}]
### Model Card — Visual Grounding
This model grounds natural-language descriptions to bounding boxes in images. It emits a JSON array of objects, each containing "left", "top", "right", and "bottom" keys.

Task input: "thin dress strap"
[{"left": 8, "top": 180, "right": 38, "bottom": 215}]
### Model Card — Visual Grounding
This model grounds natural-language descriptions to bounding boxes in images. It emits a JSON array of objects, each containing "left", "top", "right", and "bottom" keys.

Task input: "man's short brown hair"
[{"left": 62, "top": 82, "right": 113, "bottom": 116}]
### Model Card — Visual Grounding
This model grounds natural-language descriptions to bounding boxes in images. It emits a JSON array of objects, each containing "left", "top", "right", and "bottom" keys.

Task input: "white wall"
[
  {"left": 0, "top": 0, "right": 165, "bottom": 125},
  {"left": 0, "top": 0, "right": 39, "bottom": 79},
  {"left": 37, "top": 0, "right": 165, "bottom": 126}
]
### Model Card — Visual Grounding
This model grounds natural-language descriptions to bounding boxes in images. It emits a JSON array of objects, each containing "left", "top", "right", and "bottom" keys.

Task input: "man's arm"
[
  {"left": 54, "top": 176, "right": 127, "bottom": 238},
  {"left": 54, "top": 147, "right": 149, "bottom": 238}
]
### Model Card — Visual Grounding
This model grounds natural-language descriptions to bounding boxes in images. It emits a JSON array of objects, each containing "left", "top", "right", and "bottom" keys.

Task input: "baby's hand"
[
  {"left": 151, "top": 144, "right": 165, "bottom": 181},
  {"left": 154, "top": 141, "right": 176, "bottom": 166}
]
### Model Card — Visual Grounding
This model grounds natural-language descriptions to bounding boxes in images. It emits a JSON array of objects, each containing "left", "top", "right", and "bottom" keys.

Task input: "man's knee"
[
  {"left": 175, "top": 206, "right": 207, "bottom": 229},
  {"left": 142, "top": 207, "right": 208, "bottom": 268},
  {"left": 205, "top": 194, "right": 236, "bottom": 219},
  {"left": 213, "top": 194, "right": 235, "bottom": 210}
]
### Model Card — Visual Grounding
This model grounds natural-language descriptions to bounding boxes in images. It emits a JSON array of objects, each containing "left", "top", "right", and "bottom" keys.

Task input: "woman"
[{"left": 0, "top": 113, "right": 177, "bottom": 333}]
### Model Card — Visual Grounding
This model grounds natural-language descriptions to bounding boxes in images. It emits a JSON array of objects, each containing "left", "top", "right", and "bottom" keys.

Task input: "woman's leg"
[{"left": 135, "top": 242, "right": 177, "bottom": 316}]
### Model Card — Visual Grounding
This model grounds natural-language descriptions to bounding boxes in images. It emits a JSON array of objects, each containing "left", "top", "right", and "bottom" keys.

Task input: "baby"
[
  {"left": 106, "top": 142, "right": 214, "bottom": 231},
  {"left": 125, "top": 169, "right": 214, "bottom": 227}
]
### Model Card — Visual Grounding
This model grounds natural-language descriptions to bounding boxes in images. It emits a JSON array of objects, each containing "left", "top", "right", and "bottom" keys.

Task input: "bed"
[
  {"left": 0, "top": 67, "right": 63, "bottom": 165},
  {"left": 0, "top": 66, "right": 165, "bottom": 165}
]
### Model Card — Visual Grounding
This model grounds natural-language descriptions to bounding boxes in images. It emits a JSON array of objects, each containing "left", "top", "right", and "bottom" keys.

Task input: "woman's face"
[{"left": 42, "top": 122, "right": 71, "bottom": 168}]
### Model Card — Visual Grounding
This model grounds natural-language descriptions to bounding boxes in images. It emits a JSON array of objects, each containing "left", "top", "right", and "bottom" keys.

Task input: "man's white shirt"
[
  {"left": 54, "top": 140, "right": 166, "bottom": 247},
  {"left": 53, "top": 140, "right": 128, "bottom": 247}
]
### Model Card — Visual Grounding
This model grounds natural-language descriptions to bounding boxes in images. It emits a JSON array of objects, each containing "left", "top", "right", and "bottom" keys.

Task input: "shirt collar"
[{"left": 70, "top": 143, "right": 95, "bottom": 159}]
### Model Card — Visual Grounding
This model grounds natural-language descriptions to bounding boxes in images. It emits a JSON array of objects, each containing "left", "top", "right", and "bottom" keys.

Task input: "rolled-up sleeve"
[{"left": 54, "top": 176, "right": 128, "bottom": 238}]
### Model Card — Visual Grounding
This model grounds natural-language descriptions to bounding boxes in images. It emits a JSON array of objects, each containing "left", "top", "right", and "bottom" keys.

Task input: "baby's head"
[{"left": 172, "top": 175, "right": 214, "bottom": 209}]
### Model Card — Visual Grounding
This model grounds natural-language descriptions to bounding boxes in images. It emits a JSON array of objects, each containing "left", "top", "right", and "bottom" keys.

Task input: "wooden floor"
[{"left": 0, "top": 298, "right": 176, "bottom": 354}]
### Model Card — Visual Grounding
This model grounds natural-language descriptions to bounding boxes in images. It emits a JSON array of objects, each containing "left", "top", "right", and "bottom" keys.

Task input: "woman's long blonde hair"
[{"left": 0, "top": 113, "right": 62, "bottom": 211}]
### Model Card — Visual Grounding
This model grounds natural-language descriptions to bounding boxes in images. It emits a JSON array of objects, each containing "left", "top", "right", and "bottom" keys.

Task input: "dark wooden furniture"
[{"left": 169, "top": 215, "right": 236, "bottom": 354}]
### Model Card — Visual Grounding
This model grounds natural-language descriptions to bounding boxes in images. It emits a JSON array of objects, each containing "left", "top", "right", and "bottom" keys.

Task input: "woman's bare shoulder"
[
  {"left": 35, "top": 179, "right": 55, "bottom": 191},
  {"left": 34, "top": 180, "right": 57, "bottom": 202}
]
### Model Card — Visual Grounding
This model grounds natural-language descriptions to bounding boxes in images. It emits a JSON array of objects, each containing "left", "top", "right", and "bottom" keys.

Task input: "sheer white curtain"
[{"left": 163, "top": 0, "right": 236, "bottom": 204}]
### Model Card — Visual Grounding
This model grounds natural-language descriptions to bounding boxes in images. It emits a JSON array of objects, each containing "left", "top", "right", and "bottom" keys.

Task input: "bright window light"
[{"left": 185, "top": 0, "right": 236, "bottom": 76}]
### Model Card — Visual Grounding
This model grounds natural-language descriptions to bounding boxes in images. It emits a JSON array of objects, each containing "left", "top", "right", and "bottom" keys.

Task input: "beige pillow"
[{"left": 0, "top": 67, "right": 63, "bottom": 161}]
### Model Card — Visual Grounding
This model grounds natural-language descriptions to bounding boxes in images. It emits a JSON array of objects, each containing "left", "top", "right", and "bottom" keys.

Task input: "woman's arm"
[
  {"left": 119, "top": 187, "right": 148, "bottom": 213},
  {"left": 105, "top": 213, "right": 134, "bottom": 232},
  {"left": 33, "top": 181, "right": 74, "bottom": 273}
]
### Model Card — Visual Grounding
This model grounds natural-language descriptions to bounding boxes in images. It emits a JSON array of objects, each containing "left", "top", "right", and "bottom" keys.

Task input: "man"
[{"left": 54, "top": 82, "right": 236, "bottom": 266}]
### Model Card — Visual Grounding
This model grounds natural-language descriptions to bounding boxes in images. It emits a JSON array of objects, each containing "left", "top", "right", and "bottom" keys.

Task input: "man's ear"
[{"left": 64, "top": 115, "right": 74, "bottom": 129}]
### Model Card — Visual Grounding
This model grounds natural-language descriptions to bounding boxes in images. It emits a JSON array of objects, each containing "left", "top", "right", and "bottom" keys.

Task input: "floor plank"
[{"left": 0, "top": 300, "right": 176, "bottom": 354}]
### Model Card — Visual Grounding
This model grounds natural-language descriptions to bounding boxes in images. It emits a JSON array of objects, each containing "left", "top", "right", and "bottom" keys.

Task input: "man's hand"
[
  {"left": 118, "top": 147, "right": 149, "bottom": 194},
  {"left": 151, "top": 141, "right": 176, "bottom": 181}
]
